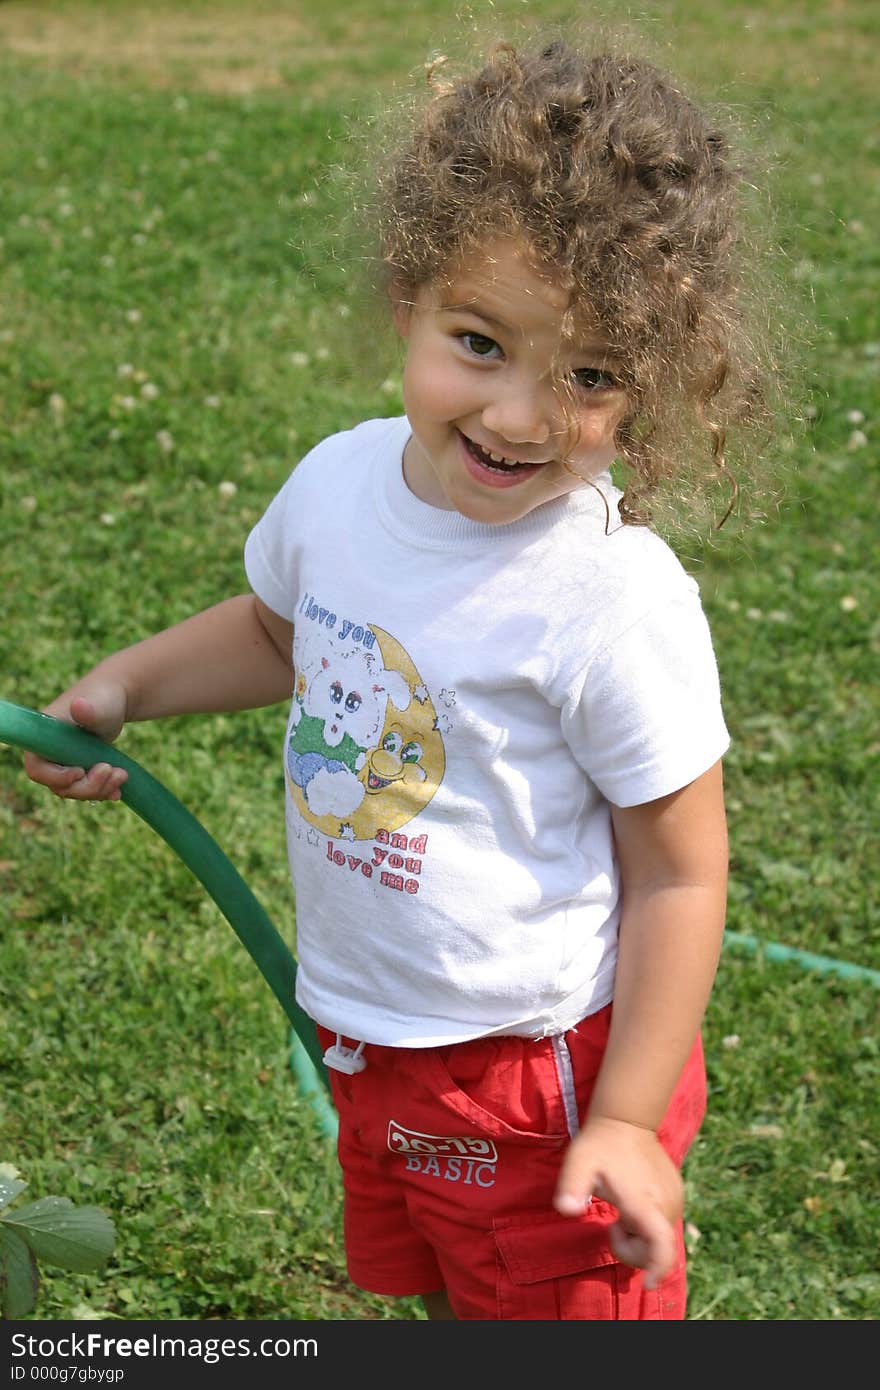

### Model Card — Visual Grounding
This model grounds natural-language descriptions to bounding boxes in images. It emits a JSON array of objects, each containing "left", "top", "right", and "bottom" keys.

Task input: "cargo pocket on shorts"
[{"left": 493, "top": 1205, "right": 672, "bottom": 1320}]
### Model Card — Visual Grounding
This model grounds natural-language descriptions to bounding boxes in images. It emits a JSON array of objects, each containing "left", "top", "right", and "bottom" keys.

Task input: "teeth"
[
  {"left": 465, "top": 434, "right": 540, "bottom": 471},
  {"left": 471, "top": 439, "right": 518, "bottom": 469}
]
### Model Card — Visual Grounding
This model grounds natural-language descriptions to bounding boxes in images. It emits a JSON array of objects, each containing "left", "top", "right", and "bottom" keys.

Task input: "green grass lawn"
[{"left": 1, "top": 0, "right": 878, "bottom": 1320}]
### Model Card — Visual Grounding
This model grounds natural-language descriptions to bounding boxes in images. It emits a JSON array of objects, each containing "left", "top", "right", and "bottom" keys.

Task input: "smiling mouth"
[
  {"left": 367, "top": 770, "right": 393, "bottom": 790},
  {"left": 461, "top": 433, "right": 543, "bottom": 474}
]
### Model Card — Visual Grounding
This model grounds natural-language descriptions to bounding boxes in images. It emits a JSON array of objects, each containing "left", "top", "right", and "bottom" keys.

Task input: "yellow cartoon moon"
[
  {"left": 287, "top": 625, "right": 445, "bottom": 841},
  {"left": 352, "top": 627, "right": 446, "bottom": 840}
]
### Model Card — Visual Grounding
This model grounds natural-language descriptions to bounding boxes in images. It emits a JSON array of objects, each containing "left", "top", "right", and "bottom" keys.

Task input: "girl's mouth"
[{"left": 459, "top": 432, "right": 545, "bottom": 487}]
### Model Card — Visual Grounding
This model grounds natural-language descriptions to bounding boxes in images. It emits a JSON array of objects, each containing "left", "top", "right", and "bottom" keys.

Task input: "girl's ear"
[
  {"left": 391, "top": 295, "right": 412, "bottom": 338},
  {"left": 386, "top": 280, "right": 414, "bottom": 337}
]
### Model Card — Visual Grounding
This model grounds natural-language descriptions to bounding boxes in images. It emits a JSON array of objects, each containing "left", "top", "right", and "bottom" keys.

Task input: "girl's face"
[{"left": 395, "top": 239, "right": 628, "bottom": 526}]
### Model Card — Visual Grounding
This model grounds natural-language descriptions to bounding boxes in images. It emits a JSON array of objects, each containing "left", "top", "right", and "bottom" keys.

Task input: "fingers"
[
  {"left": 22, "top": 753, "right": 128, "bottom": 801},
  {"left": 608, "top": 1211, "right": 678, "bottom": 1289},
  {"left": 22, "top": 685, "right": 129, "bottom": 799},
  {"left": 554, "top": 1190, "right": 592, "bottom": 1216},
  {"left": 554, "top": 1128, "right": 598, "bottom": 1216},
  {"left": 553, "top": 1121, "right": 681, "bottom": 1287},
  {"left": 556, "top": 1168, "right": 676, "bottom": 1285},
  {"left": 66, "top": 693, "right": 95, "bottom": 725}
]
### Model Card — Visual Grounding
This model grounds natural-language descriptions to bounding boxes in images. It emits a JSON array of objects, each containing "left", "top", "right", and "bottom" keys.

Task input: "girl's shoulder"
[
  {"left": 561, "top": 480, "right": 697, "bottom": 591},
  {"left": 540, "top": 487, "right": 708, "bottom": 660}
]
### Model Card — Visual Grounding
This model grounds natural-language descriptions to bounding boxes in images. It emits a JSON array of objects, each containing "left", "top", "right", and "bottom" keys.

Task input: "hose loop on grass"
[{"left": 0, "top": 699, "right": 337, "bottom": 1137}]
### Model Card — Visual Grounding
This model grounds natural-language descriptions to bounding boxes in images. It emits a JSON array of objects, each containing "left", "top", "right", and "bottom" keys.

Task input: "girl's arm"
[
  {"left": 554, "top": 759, "right": 728, "bottom": 1287},
  {"left": 23, "top": 594, "right": 294, "bottom": 801}
]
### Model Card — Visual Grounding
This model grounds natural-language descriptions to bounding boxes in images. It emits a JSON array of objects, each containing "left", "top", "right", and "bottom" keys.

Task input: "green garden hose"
[
  {"left": 0, "top": 698, "right": 338, "bottom": 1140},
  {"left": 721, "top": 931, "right": 880, "bottom": 988}
]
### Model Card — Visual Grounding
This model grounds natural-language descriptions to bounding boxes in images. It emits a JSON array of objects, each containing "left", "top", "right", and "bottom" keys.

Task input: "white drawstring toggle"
[{"left": 323, "top": 1035, "right": 367, "bottom": 1074}]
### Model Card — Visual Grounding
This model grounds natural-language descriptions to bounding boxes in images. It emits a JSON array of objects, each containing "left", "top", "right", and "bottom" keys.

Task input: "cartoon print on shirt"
[
  {"left": 287, "top": 606, "right": 446, "bottom": 841},
  {"left": 288, "top": 643, "right": 409, "bottom": 819}
]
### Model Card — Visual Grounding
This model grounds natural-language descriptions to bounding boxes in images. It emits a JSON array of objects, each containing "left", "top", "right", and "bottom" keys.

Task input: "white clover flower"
[
  {"left": 722, "top": 1034, "right": 741, "bottom": 1049},
  {"left": 101, "top": 255, "right": 115, "bottom": 268},
  {"left": 58, "top": 203, "right": 74, "bottom": 218},
  {"left": 847, "top": 429, "right": 868, "bottom": 449},
  {"left": 381, "top": 376, "right": 401, "bottom": 394},
  {"left": 48, "top": 393, "right": 66, "bottom": 418},
  {"left": 218, "top": 480, "right": 238, "bottom": 498},
  {"left": 109, "top": 428, "right": 121, "bottom": 441},
  {"left": 156, "top": 430, "right": 174, "bottom": 454},
  {"left": 315, "top": 346, "right": 330, "bottom": 360},
  {"left": 204, "top": 394, "right": 221, "bottom": 408},
  {"left": 290, "top": 351, "right": 309, "bottom": 367},
  {"left": 803, "top": 404, "right": 818, "bottom": 420},
  {"left": 81, "top": 226, "right": 94, "bottom": 239},
  {"left": 840, "top": 595, "right": 858, "bottom": 612},
  {"left": 174, "top": 96, "right": 189, "bottom": 112},
  {"left": 140, "top": 382, "right": 159, "bottom": 400},
  {"left": 125, "top": 308, "right": 142, "bottom": 324},
  {"left": 118, "top": 395, "right": 137, "bottom": 411},
  {"left": 846, "top": 409, "right": 865, "bottom": 424},
  {"left": 337, "top": 303, "right": 351, "bottom": 318},
  {"left": 847, "top": 219, "right": 865, "bottom": 235},
  {"left": 100, "top": 513, "right": 116, "bottom": 526},
  {"left": 117, "top": 363, "right": 135, "bottom": 378},
  {"left": 746, "top": 607, "right": 763, "bottom": 620},
  {"left": 21, "top": 496, "right": 38, "bottom": 513}
]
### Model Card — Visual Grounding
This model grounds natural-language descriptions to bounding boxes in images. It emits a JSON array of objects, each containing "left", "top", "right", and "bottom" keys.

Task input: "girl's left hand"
[{"left": 553, "top": 1115, "right": 683, "bottom": 1288}]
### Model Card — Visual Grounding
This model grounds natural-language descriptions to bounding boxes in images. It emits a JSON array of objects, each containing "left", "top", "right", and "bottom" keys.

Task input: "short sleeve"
[
  {"left": 560, "top": 587, "right": 730, "bottom": 807},
  {"left": 243, "top": 468, "right": 301, "bottom": 621}
]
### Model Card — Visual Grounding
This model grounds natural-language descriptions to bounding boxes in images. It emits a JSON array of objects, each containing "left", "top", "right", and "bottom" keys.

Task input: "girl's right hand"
[{"left": 22, "top": 682, "right": 130, "bottom": 802}]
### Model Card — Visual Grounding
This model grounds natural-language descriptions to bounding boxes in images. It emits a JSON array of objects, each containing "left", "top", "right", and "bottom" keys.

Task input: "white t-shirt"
[{"left": 244, "top": 416, "right": 729, "bottom": 1046}]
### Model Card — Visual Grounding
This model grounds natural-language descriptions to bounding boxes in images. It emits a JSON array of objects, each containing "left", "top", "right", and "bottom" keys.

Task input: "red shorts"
[{"left": 317, "top": 1007, "right": 706, "bottom": 1320}]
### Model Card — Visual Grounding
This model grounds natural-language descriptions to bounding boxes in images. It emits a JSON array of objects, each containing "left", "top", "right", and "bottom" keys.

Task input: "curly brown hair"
[{"left": 374, "top": 37, "right": 777, "bottom": 530}]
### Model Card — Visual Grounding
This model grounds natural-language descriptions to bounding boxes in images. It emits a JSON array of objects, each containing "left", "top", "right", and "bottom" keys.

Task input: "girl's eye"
[
  {"left": 461, "top": 331, "right": 501, "bottom": 359},
  {"left": 382, "top": 731, "right": 403, "bottom": 754},
  {"left": 572, "top": 366, "right": 616, "bottom": 391},
  {"left": 401, "top": 741, "right": 423, "bottom": 764}
]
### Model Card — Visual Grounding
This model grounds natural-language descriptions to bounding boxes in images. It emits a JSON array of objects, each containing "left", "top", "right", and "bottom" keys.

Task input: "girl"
[{"left": 24, "top": 38, "right": 769, "bottom": 1319}]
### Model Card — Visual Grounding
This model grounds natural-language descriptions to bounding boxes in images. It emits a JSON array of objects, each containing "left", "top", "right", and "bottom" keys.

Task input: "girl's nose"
[{"left": 481, "top": 383, "right": 553, "bottom": 446}]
